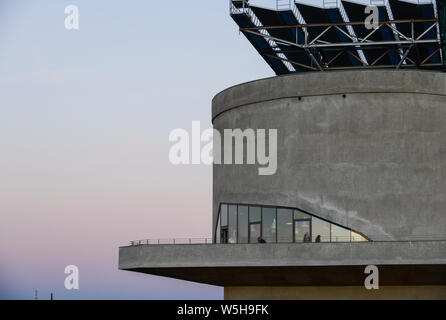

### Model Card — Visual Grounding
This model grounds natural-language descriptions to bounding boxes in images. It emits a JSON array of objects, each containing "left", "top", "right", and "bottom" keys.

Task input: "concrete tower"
[{"left": 119, "top": 1, "right": 446, "bottom": 299}]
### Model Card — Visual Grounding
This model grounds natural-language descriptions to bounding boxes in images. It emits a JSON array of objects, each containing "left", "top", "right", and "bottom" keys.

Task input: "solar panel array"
[{"left": 230, "top": 0, "right": 445, "bottom": 74}]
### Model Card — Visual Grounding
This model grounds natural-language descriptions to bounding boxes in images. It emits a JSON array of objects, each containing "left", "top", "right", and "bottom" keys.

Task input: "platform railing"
[
  {"left": 276, "top": 0, "right": 292, "bottom": 11},
  {"left": 229, "top": 0, "right": 248, "bottom": 15},
  {"left": 370, "top": 0, "right": 385, "bottom": 5},
  {"left": 130, "top": 238, "right": 212, "bottom": 246},
  {"left": 128, "top": 234, "right": 446, "bottom": 246},
  {"left": 323, "top": 0, "right": 338, "bottom": 8},
  {"left": 230, "top": 0, "right": 295, "bottom": 72}
]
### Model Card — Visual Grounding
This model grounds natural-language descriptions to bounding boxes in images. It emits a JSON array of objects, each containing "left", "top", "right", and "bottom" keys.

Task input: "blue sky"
[
  {"left": 0, "top": 0, "right": 276, "bottom": 300},
  {"left": 0, "top": 0, "right": 422, "bottom": 300}
]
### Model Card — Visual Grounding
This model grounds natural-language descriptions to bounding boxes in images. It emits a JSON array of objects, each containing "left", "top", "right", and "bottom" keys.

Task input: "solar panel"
[
  {"left": 439, "top": 0, "right": 446, "bottom": 68},
  {"left": 296, "top": 3, "right": 361, "bottom": 67},
  {"left": 389, "top": 0, "right": 440, "bottom": 67},
  {"left": 229, "top": 0, "right": 445, "bottom": 74},
  {"left": 231, "top": 9, "right": 290, "bottom": 74},
  {"left": 342, "top": 0, "right": 399, "bottom": 66},
  {"left": 250, "top": 6, "right": 313, "bottom": 71}
]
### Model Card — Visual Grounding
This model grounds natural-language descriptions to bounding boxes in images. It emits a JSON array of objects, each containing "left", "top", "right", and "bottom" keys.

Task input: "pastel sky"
[
  {"left": 0, "top": 0, "right": 276, "bottom": 300},
  {"left": 0, "top": 0, "right": 393, "bottom": 299}
]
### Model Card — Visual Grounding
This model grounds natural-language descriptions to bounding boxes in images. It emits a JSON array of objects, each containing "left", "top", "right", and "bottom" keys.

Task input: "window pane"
[
  {"left": 351, "top": 231, "right": 368, "bottom": 242},
  {"left": 215, "top": 217, "right": 220, "bottom": 244},
  {"left": 294, "top": 220, "right": 311, "bottom": 242},
  {"left": 312, "top": 217, "right": 330, "bottom": 242},
  {"left": 294, "top": 210, "right": 310, "bottom": 220},
  {"left": 249, "top": 206, "right": 261, "bottom": 222},
  {"left": 331, "top": 224, "right": 350, "bottom": 242},
  {"left": 238, "top": 206, "right": 249, "bottom": 243},
  {"left": 277, "top": 208, "right": 293, "bottom": 243},
  {"left": 221, "top": 228, "right": 228, "bottom": 244},
  {"left": 250, "top": 223, "right": 261, "bottom": 243},
  {"left": 262, "top": 207, "right": 276, "bottom": 243},
  {"left": 228, "top": 205, "right": 237, "bottom": 243},
  {"left": 220, "top": 204, "right": 228, "bottom": 226}
]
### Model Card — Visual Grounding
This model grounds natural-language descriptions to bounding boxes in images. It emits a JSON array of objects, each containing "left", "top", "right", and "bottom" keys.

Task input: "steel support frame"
[
  {"left": 238, "top": 18, "right": 442, "bottom": 71},
  {"left": 438, "top": 0, "right": 446, "bottom": 69}
]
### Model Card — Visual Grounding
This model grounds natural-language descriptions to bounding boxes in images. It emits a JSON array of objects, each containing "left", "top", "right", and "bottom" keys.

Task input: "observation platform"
[{"left": 119, "top": 240, "right": 446, "bottom": 287}]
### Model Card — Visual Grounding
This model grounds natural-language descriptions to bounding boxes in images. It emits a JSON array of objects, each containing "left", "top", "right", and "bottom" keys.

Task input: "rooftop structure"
[{"left": 230, "top": 0, "right": 445, "bottom": 73}]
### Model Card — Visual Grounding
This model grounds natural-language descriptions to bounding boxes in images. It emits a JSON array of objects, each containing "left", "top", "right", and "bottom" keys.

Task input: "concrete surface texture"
[
  {"left": 118, "top": 241, "right": 446, "bottom": 286},
  {"left": 119, "top": 241, "right": 446, "bottom": 268},
  {"left": 119, "top": 241, "right": 446, "bottom": 269},
  {"left": 212, "top": 70, "right": 446, "bottom": 241}
]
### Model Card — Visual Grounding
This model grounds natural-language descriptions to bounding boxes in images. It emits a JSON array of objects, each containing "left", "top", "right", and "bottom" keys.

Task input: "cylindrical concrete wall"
[{"left": 212, "top": 70, "right": 446, "bottom": 241}]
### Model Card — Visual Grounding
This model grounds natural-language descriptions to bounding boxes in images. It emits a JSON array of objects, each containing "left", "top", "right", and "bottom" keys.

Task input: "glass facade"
[
  {"left": 220, "top": 204, "right": 228, "bottom": 244},
  {"left": 216, "top": 215, "right": 221, "bottom": 244},
  {"left": 238, "top": 205, "right": 249, "bottom": 243},
  {"left": 294, "top": 219, "right": 311, "bottom": 243},
  {"left": 351, "top": 231, "right": 368, "bottom": 242},
  {"left": 249, "top": 223, "right": 261, "bottom": 243},
  {"left": 216, "top": 203, "right": 369, "bottom": 244},
  {"left": 277, "top": 209, "right": 293, "bottom": 243},
  {"left": 249, "top": 206, "right": 261, "bottom": 222},
  {"left": 312, "top": 216, "right": 330, "bottom": 242},
  {"left": 331, "top": 224, "right": 351, "bottom": 242},
  {"left": 262, "top": 207, "right": 276, "bottom": 243},
  {"left": 228, "top": 205, "right": 237, "bottom": 243},
  {"left": 221, "top": 204, "right": 227, "bottom": 227}
]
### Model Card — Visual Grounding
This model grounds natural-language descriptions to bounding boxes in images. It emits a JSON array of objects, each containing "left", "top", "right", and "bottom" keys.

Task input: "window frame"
[
  {"left": 218, "top": 202, "right": 370, "bottom": 244},
  {"left": 292, "top": 218, "right": 312, "bottom": 243}
]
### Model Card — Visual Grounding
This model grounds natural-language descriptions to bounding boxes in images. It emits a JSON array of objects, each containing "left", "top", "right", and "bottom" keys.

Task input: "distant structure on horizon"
[{"left": 120, "top": 0, "right": 446, "bottom": 300}]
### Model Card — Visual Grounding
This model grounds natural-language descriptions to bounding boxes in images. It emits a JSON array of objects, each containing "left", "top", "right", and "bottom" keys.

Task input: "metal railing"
[
  {"left": 370, "top": 0, "right": 385, "bottom": 5},
  {"left": 128, "top": 234, "right": 446, "bottom": 246},
  {"left": 229, "top": 0, "right": 248, "bottom": 15},
  {"left": 130, "top": 238, "right": 212, "bottom": 246},
  {"left": 230, "top": 0, "right": 295, "bottom": 72},
  {"left": 276, "top": 0, "right": 292, "bottom": 11},
  {"left": 323, "top": 0, "right": 338, "bottom": 8}
]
